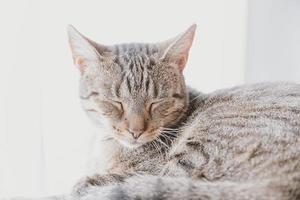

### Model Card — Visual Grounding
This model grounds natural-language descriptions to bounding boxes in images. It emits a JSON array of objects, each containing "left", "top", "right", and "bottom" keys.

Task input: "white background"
[{"left": 0, "top": 0, "right": 299, "bottom": 197}]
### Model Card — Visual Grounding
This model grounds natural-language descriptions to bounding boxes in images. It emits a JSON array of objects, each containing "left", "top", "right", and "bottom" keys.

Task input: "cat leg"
[{"left": 71, "top": 173, "right": 130, "bottom": 197}]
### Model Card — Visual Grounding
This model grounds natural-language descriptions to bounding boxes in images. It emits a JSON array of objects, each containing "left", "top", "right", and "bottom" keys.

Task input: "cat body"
[
  {"left": 79, "top": 83, "right": 300, "bottom": 200},
  {"left": 67, "top": 25, "right": 300, "bottom": 200}
]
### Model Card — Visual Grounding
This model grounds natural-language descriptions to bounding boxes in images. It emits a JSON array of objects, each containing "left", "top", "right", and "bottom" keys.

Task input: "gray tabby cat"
[{"left": 67, "top": 24, "right": 300, "bottom": 200}]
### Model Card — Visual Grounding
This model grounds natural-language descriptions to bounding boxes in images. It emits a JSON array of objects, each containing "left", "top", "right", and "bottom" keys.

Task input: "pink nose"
[
  {"left": 127, "top": 128, "right": 144, "bottom": 139},
  {"left": 126, "top": 112, "right": 146, "bottom": 139}
]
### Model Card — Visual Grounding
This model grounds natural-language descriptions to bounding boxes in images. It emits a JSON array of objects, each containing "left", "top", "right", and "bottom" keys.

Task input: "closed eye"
[
  {"left": 85, "top": 109, "right": 97, "bottom": 112},
  {"left": 93, "top": 100, "right": 124, "bottom": 117},
  {"left": 90, "top": 92, "right": 100, "bottom": 96},
  {"left": 111, "top": 100, "right": 123, "bottom": 112},
  {"left": 148, "top": 97, "right": 183, "bottom": 118},
  {"left": 172, "top": 93, "right": 184, "bottom": 99},
  {"left": 148, "top": 99, "right": 164, "bottom": 112}
]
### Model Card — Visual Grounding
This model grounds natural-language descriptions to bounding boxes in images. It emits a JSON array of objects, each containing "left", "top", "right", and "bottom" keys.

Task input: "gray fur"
[{"left": 67, "top": 25, "right": 300, "bottom": 200}]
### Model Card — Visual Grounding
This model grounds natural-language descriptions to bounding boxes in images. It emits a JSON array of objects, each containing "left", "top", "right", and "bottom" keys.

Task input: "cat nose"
[
  {"left": 126, "top": 113, "right": 146, "bottom": 139},
  {"left": 127, "top": 128, "right": 144, "bottom": 139}
]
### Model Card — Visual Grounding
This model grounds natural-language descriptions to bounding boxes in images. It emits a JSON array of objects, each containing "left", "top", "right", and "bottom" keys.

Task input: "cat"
[{"left": 67, "top": 24, "right": 300, "bottom": 200}]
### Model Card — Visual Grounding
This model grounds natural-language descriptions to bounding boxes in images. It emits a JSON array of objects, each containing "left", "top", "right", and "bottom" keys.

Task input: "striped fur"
[{"left": 67, "top": 26, "right": 300, "bottom": 200}]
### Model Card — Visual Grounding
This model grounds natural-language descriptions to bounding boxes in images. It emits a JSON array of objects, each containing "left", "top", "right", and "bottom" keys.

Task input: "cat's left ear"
[
  {"left": 67, "top": 25, "right": 110, "bottom": 74},
  {"left": 159, "top": 24, "right": 196, "bottom": 71}
]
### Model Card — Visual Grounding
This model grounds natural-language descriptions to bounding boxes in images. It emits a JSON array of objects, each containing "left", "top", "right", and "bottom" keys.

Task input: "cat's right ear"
[
  {"left": 158, "top": 24, "right": 196, "bottom": 72},
  {"left": 67, "top": 25, "right": 105, "bottom": 74}
]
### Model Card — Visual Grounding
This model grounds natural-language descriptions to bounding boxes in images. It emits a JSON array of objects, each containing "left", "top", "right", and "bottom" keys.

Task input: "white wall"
[
  {"left": 246, "top": 0, "right": 300, "bottom": 83},
  {"left": 0, "top": 0, "right": 46, "bottom": 196},
  {"left": 5, "top": 0, "right": 300, "bottom": 198}
]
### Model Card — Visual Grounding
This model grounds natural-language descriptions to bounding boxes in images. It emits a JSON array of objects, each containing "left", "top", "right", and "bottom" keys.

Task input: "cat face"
[{"left": 68, "top": 25, "right": 196, "bottom": 148}]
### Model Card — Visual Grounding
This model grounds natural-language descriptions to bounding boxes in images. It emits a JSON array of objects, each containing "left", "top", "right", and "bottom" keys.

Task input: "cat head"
[{"left": 68, "top": 25, "right": 196, "bottom": 148}]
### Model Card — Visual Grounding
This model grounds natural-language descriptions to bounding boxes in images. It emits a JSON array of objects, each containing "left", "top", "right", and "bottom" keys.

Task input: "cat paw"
[{"left": 71, "top": 173, "right": 126, "bottom": 197}]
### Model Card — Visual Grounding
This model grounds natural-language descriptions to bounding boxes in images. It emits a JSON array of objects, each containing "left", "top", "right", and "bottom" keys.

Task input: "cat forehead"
[
  {"left": 96, "top": 57, "right": 178, "bottom": 99},
  {"left": 112, "top": 52, "right": 158, "bottom": 72},
  {"left": 111, "top": 43, "right": 159, "bottom": 56}
]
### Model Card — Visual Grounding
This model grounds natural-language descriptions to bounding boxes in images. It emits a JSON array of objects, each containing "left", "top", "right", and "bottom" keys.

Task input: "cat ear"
[
  {"left": 159, "top": 24, "right": 196, "bottom": 71},
  {"left": 67, "top": 25, "right": 108, "bottom": 74}
]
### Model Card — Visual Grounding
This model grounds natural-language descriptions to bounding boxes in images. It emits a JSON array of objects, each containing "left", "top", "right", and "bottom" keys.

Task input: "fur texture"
[{"left": 67, "top": 25, "right": 300, "bottom": 200}]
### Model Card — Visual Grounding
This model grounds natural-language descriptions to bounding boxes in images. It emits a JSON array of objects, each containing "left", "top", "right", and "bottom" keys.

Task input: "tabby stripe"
[
  {"left": 126, "top": 76, "right": 132, "bottom": 93},
  {"left": 139, "top": 44, "right": 144, "bottom": 52},
  {"left": 153, "top": 83, "right": 159, "bottom": 98},
  {"left": 117, "top": 72, "right": 126, "bottom": 95},
  {"left": 113, "top": 82, "right": 121, "bottom": 98},
  {"left": 145, "top": 78, "right": 150, "bottom": 92},
  {"left": 140, "top": 71, "right": 144, "bottom": 86},
  {"left": 135, "top": 59, "right": 141, "bottom": 73},
  {"left": 145, "top": 45, "right": 150, "bottom": 55},
  {"left": 140, "top": 54, "right": 145, "bottom": 65},
  {"left": 148, "top": 58, "right": 155, "bottom": 70},
  {"left": 151, "top": 47, "right": 158, "bottom": 54},
  {"left": 114, "top": 56, "right": 120, "bottom": 65},
  {"left": 138, "top": 56, "right": 145, "bottom": 72},
  {"left": 114, "top": 57, "right": 124, "bottom": 71},
  {"left": 152, "top": 79, "right": 158, "bottom": 98},
  {"left": 129, "top": 62, "right": 134, "bottom": 71}
]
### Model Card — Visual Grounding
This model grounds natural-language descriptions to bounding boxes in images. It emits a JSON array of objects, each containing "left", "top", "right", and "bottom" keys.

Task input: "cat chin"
[{"left": 118, "top": 139, "right": 145, "bottom": 149}]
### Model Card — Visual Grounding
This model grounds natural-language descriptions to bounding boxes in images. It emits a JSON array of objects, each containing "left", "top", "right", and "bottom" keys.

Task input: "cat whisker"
[
  {"left": 161, "top": 131, "right": 179, "bottom": 136},
  {"left": 157, "top": 138, "right": 170, "bottom": 149},
  {"left": 160, "top": 134, "right": 175, "bottom": 146},
  {"left": 159, "top": 129, "right": 179, "bottom": 133},
  {"left": 160, "top": 129, "right": 178, "bottom": 132},
  {"left": 98, "top": 136, "right": 114, "bottom": 142},
  {"left": 154, "top": 140, "right": 164, "bottom": 158},
  {"left": 161, "top": 127, "right": 179, "bottom": 131},
  {"left": 100, "top": 138, "right": 113, "bottom": 142},
  {"left": 190, "top": 93, "right": 203, "bottom": 103},
  {"left": 150, "top": 139, "right": 163, "bottom": 158},
  {"left": 161, "top": 126, "right": 179, "bottom": 129},
  {"left": 161, "top": 132, "right": 174, "bottom": 140},
  {"left": 160, "top": 131, "right": 179, "bottom": 134},
  {"left": 160, "top": 132, "right": 173, "bottom": 140}
]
